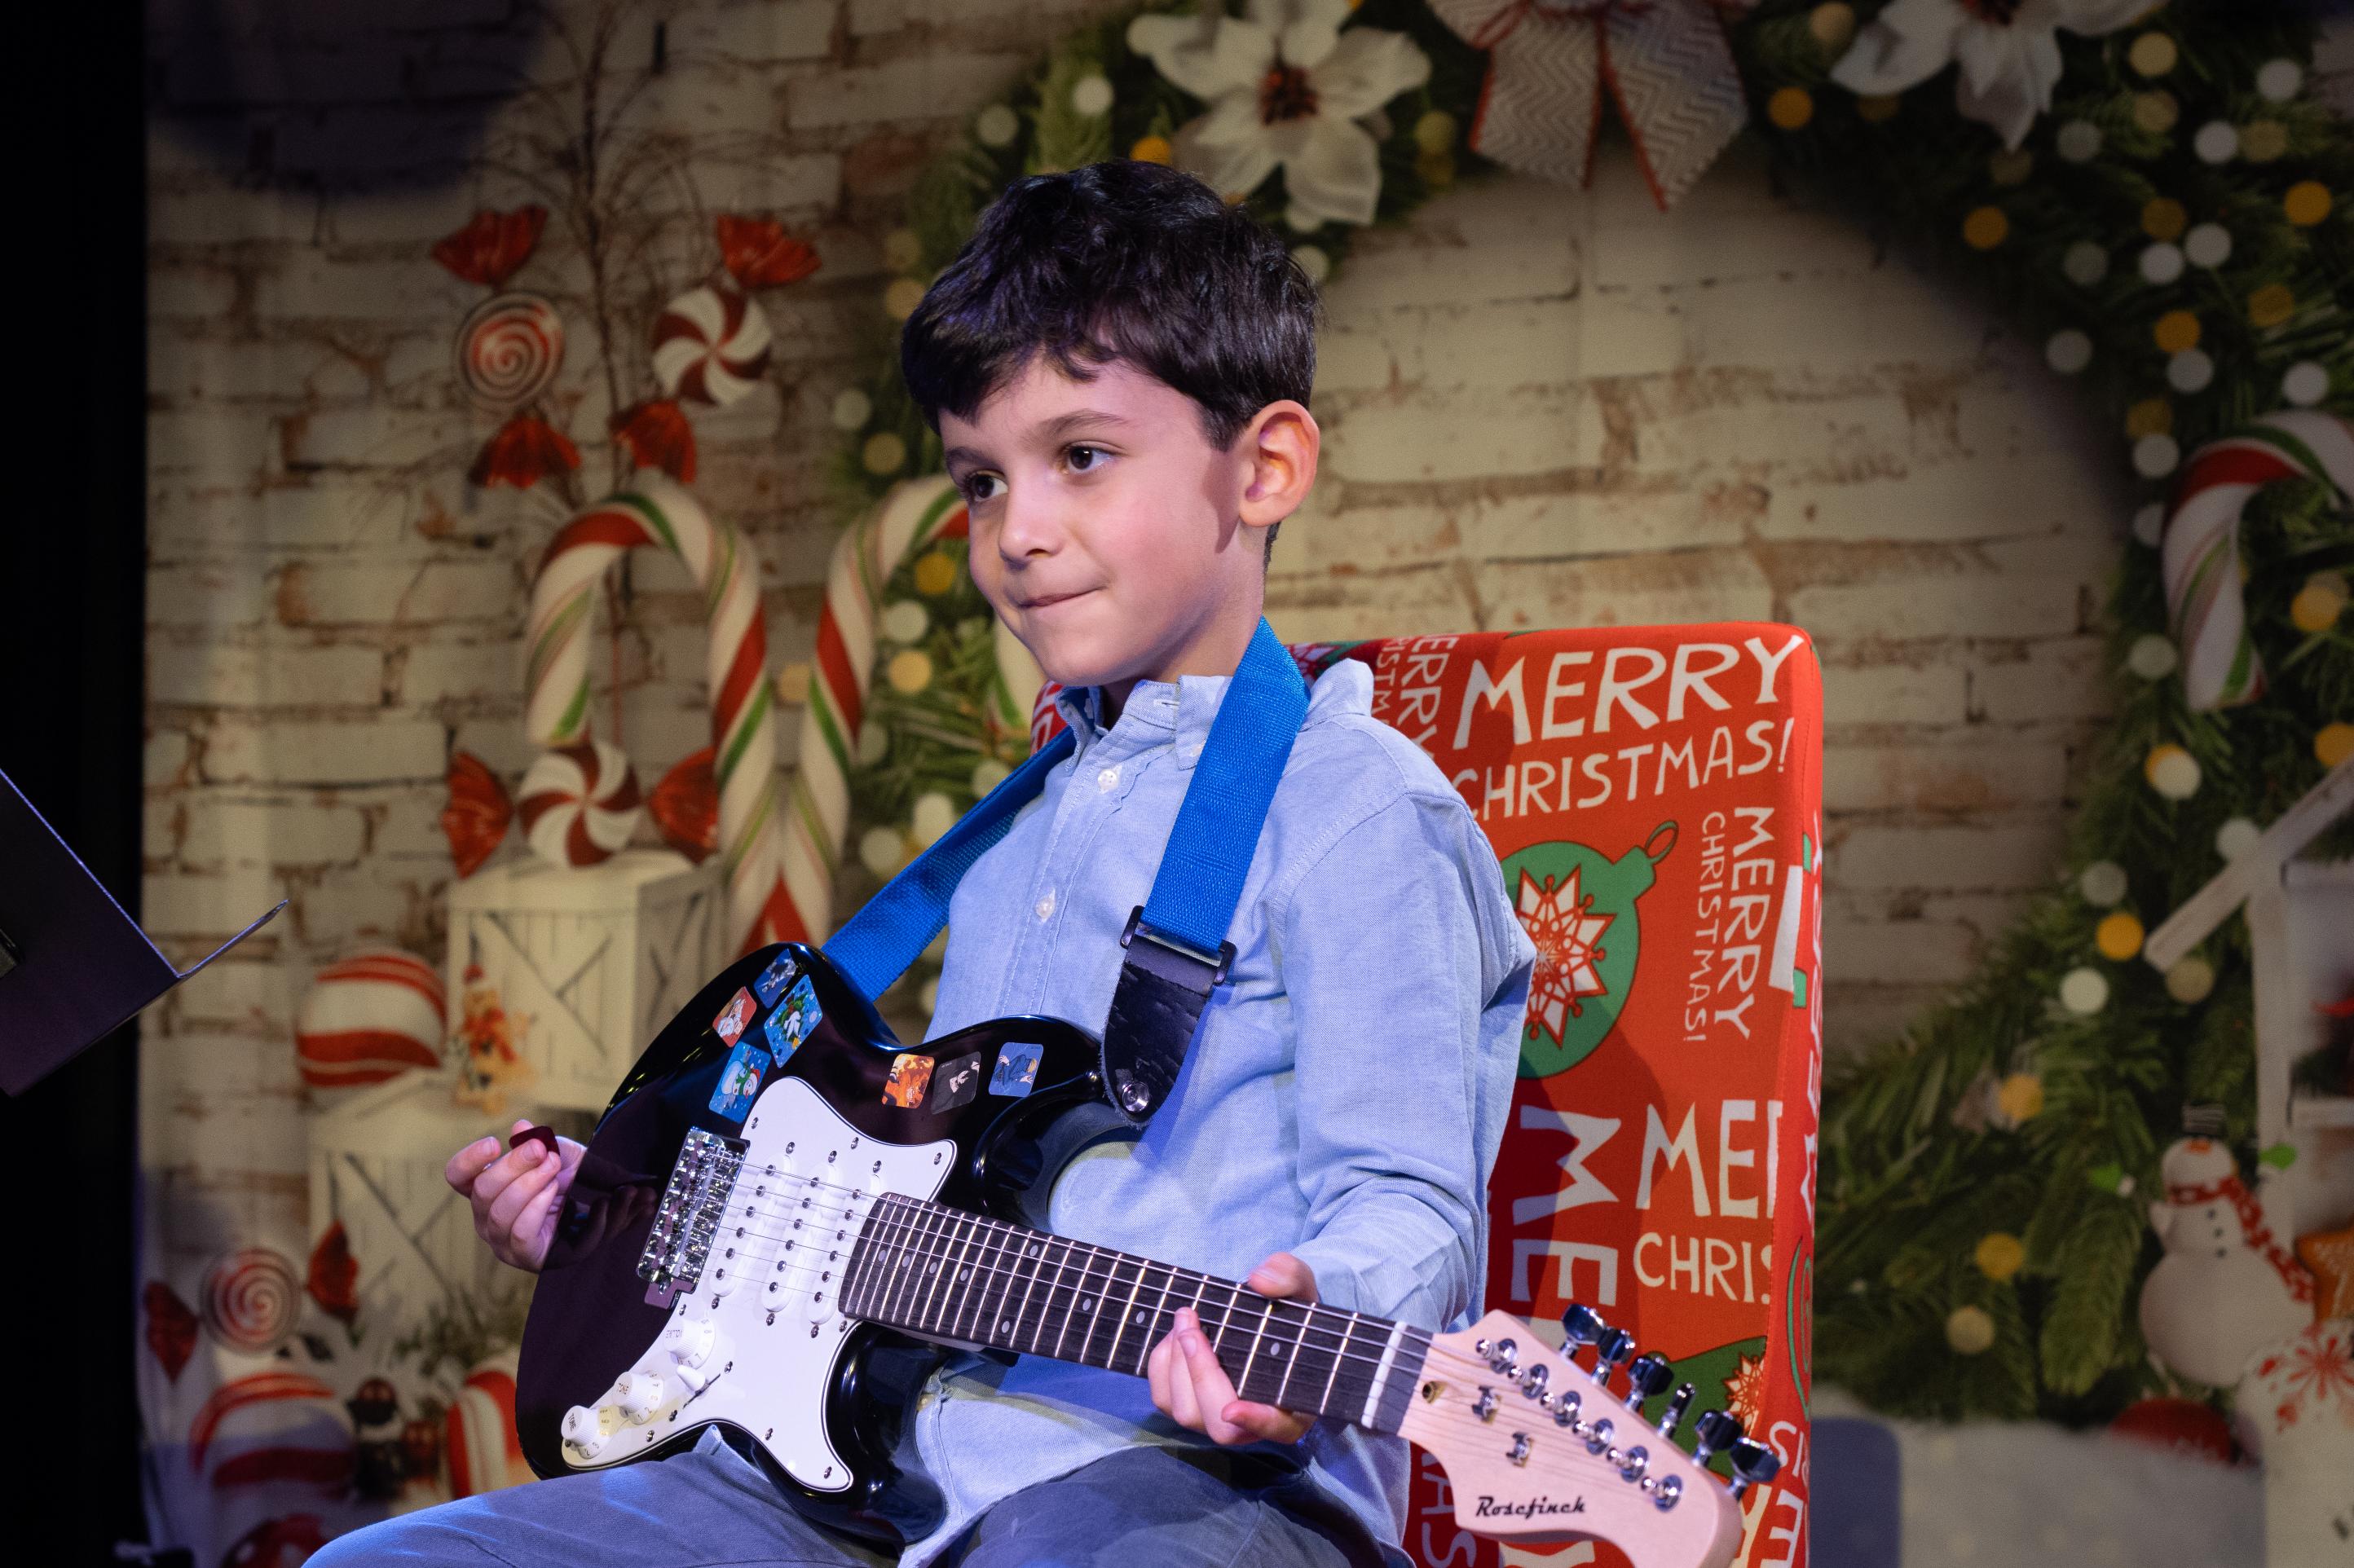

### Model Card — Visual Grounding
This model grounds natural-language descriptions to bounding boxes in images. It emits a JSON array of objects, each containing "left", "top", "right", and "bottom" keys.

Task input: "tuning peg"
[
  {"left": 1691, "top": 1408, "right": 1742, "bottom": 1469},
  {"left": 1559, "top": 1303, "right": 1606, "bottom": 1353},
  {"left": 1594, "top": 1327, "right": 1636, "bottom": 1385},
  {"left": 1727, "top": 1437, "right": 1781, "bottom": 1501},
  {"left": 1655, "top": 1381, "right": 1695, "bottom": 1439},
  {"left": 1624, "top": 1352, "right": 1673, "bottom": 1407}
]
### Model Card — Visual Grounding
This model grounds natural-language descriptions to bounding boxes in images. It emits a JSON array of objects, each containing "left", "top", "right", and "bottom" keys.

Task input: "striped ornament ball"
[{"left": 295, "top": 946, "right": 447, "bottom": 1092}]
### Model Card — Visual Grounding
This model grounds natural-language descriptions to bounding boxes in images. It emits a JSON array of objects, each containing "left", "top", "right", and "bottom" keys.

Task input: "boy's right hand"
[{"left": 446, "top": 1120, "right": 584, "bottom": 1274}]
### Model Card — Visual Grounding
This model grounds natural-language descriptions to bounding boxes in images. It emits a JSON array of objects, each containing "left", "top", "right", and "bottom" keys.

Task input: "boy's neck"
[{"left": 1095, "top": 606, "right": 1263, "bottom": 727}]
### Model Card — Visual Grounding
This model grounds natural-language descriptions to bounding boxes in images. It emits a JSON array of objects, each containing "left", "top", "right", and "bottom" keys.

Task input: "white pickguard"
[{"left": 556, "top": 1077, "right": 955, "bottom": 1491}]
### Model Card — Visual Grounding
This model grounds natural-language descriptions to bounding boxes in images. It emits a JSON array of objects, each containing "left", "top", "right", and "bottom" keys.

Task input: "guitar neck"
[{"left": 841, "top": 1194, "right": 1431, "bottom": 1433}]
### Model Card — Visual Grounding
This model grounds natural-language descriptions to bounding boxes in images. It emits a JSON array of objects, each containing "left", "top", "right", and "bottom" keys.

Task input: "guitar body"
[{"left": 514, "top": 942, "right": 1110, "bottom": 1548}]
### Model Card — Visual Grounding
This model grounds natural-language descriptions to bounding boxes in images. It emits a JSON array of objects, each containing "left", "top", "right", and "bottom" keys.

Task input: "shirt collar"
[{"left": 1048, "top": 654, "right": 1373, "bottom": 769}]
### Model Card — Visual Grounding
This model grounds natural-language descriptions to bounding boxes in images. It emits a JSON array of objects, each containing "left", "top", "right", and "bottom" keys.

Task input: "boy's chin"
[{"left": 1021, "top": 631, "right": 1148, "bottom": 694}]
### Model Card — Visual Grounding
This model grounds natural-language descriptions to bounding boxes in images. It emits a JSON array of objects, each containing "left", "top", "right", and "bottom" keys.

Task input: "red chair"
[{"left": 1043, "top": 625, "right": 1824, "bottom": 1568}]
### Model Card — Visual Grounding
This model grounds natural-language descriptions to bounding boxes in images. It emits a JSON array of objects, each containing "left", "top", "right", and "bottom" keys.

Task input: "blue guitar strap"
[{"left": 823, "top": 619, "right": 1309, "bottom": 1124}]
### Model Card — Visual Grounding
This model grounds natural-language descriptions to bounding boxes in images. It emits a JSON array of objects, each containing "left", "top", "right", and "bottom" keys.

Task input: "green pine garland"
[{"left": 828, "top": 0, "right": 2354, "bottom": 1423}]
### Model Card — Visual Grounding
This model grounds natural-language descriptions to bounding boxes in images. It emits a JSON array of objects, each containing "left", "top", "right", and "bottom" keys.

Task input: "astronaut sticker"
[{"left": 752, "top": 952, "right": 800, "bottom": 1007}]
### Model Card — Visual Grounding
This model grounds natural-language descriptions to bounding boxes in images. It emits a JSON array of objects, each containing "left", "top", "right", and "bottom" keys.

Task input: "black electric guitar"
[{"left": 515, "top": 943, "right": 1772, "bottom": 1566}]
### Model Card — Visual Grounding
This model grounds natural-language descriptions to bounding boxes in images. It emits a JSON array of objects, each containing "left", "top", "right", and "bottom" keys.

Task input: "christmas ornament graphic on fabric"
[{"left": 1505, "top": 822, "right": 1676, "bottom": 1077}]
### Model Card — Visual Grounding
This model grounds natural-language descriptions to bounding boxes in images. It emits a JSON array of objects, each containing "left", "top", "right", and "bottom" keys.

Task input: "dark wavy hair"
[{"left": 899, "top": 160, "right": 1320, "bottom": 460}]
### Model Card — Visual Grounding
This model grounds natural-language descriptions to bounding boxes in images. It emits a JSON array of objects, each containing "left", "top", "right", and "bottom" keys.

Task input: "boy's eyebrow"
[{"left": 943, "top": 409, "right": 1136, "bottom": 471}]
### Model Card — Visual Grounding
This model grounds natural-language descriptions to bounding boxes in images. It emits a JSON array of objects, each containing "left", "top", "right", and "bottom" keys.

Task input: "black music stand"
[{"left": 0, "top": 768, "right": 284, "bottom": 1094}]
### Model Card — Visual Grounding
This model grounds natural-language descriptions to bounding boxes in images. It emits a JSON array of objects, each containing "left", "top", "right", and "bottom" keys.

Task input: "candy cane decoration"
[
  {"left": 782, "top": 475, "right": 972, "bottom": 944},
  {"left": 2162, "top": 410, "right": 2354, "bottom": 710},
  {"left": 522, "top": 477, "right": 787, "bottom": 952}
]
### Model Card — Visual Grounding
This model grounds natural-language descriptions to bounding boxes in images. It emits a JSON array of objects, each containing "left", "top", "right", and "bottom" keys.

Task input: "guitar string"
[
  {"left": 712, "top": 1178, "right": 1430, "bottom": 1384},
  {"left": 656, "top": 1169, "right": 1725, "bottom": 1454},
  {"left": 774, "top": 1187, "right": 1433, "bottom": 1393}
]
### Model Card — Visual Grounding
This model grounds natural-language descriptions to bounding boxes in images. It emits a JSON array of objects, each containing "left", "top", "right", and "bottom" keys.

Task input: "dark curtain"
[{"left": 2, "top": 2, "right": 150, "bottom": 1561}]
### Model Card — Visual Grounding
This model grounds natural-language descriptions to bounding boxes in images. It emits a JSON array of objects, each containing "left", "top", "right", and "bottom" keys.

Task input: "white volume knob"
[
  {"left": 616, "top": 1368, "right": 668, "bottom": 1423},
  {"left": 562, "top": 1404, "right": 611, "bottom": 1460},
  {"left": 662, "top": 1317, "right": 717, "bottom": 1368}
]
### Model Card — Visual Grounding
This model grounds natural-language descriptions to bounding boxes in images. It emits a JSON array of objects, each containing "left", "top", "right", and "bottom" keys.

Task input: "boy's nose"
[{"left": 995, "top": 487, "right": 1065, "bottom": 559}]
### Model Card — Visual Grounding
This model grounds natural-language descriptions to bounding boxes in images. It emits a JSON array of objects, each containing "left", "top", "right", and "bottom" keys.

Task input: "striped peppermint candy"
[
  {"left": 522, "top": 478, "right": 787, "bottom": 952},
  {"left": 2162, "top": 411, "right": 2354, "bottom": 709},
  {"left": 294, "top": 945, "right": 447, "bottom": 1091},
  {"left": 651, "top": 281, "right": 773, "bottom": 407},
  {"left": 517, "top": 738, "right": 643, "bottom": 867}
]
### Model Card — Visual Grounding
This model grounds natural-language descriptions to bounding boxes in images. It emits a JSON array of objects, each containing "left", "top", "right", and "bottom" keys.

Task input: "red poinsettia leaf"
[
  {"left": 610, "top": 399, "right": 698, "bottom": 482},
  {"left": 305, "top": 1221, "right": 360, "bottom": 1328},
  {"left": 716, "top": 214, "right": 822, "bottom": 289},
  {"left": 440, "top": 751, "right": 513, "bottom": 877},
  {"left": 144, "top": 1280, "right": 200, "bottom": 1383},
  {"left": 430, "top": 206, "right": 549, "bottom": 288},
  {"left": 469, "top": 413, "right": 581, "bottom": 491},
  {"left": 648, "top": 747, "right": 720, "bottom": 864}
]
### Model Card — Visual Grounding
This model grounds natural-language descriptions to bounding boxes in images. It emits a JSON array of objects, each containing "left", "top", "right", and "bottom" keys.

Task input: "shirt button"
[
  {"left": 1096, "top": 766, "right": 1121, "bottom": 792},
  {"left": 1034, "top": 891, "right": 1056, "bottom": 921}
]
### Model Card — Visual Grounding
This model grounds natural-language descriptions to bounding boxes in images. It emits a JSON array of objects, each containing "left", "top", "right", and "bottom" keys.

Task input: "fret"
[
  {"left": 948, "top": 1211, "right": 996, "bottom": 1343},
  {"left": 1100, "top": 1255, "right": 1160, "bottom": 1374},
  {"left": 974, "top": 1216, "right": 1028, "bottom": 1347},
  {"left": 1315, "top": 1304, "right": 1360, "bottom": 1420},
  {"left": 932, "top": 1210, "right": 987, "bottom": 1339},
  {"left": 1078, "top": 1245, "right": 1133, "bottom": 1368},
  {"left": 1229, "top": 1282, "right": 1275, "bottom": 1398},
  {"left": 1048, "top": 1235, "right": 1091, "bottom": 1361},
  {"left": 841, "top": 1195, "right": 888, "bottom": 1317},
  {"left": 881, "top": 1196, "right": 935, "bottom": 1328},
  {"left": 839, "top": 1196, "right": 1413, "bottom": 1431},
  {"left": 911, "top": 1204, "right": 965, "bottom": 1334}
]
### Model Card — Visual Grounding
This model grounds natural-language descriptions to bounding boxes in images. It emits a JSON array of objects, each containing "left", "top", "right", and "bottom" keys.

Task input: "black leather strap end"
[{"left": 1101, "top": 909, "right": 1232, "bottom": 1123}]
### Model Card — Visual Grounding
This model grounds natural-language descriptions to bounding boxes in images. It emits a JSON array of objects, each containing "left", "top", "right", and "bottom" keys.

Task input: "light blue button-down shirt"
[{"left": 902, "top": 657, "right": 1535, "bottom": 1563}]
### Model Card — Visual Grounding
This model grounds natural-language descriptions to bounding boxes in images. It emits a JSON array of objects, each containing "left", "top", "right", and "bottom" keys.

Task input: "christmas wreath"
[{"left": 822, "top": 0, "right": 2353, "bottom": 1426}]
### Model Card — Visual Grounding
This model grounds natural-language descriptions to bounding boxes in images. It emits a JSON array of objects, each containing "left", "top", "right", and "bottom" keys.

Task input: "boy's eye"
[
  {"left": 1065, "top": 445, "right": 1105, "bottom": 473},
  {"left": 962, "top": 472, "right": 1003, "bottom": 504}
]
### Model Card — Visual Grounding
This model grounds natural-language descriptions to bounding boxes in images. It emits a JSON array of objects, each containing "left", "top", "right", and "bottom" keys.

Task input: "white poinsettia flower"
[
  {"left": 1831, "top": 0, "right": 2153, "bottom": 149},
  {"left": 1127, "top": 0, "right": 1431, "bottom": 227}
]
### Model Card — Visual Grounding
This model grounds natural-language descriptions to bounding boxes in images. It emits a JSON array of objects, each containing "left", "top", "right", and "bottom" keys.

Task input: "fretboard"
[{"left": 840, "top": 1194, "right": 1430, "bottom": 1433}]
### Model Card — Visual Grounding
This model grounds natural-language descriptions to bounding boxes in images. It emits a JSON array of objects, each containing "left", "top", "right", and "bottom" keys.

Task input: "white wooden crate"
[
  {"left": 445, "top": 849, "right": 726, "bottom": 1112},
  {"left": 307, "top": 1068, "right": 511, "bottom": 1328}
]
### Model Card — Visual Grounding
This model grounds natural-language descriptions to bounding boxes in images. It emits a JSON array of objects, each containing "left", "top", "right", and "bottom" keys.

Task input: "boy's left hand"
[{"left": 1146, "top": 1252, "right": 1317, "bottom": 1446}]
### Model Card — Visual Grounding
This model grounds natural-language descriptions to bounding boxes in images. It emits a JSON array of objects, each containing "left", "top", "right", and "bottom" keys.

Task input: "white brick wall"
[{"left": 143, "top": 0, "right": 2147, "bottom": 1269}]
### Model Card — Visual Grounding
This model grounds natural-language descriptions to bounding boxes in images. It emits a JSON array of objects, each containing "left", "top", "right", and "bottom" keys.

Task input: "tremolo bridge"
[{"left": 638, "top": 1126, "right": 747, "bottom": 1306}]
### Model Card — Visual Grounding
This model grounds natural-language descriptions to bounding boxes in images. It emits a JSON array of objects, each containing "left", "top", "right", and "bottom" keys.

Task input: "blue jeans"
[{"left": 310, "top": 1430, "right": 1401, "bottom": 1567}]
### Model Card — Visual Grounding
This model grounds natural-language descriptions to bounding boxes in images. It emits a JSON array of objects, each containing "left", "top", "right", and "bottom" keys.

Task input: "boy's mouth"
[{"left": 1014, "top": 588, "right": 1096, "bottom": 611}]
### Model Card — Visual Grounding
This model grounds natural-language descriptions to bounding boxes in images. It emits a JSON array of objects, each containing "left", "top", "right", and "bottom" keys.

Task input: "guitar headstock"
[{"left": 1395, "top": 1305, "right": 1771, "bottom": 1568}]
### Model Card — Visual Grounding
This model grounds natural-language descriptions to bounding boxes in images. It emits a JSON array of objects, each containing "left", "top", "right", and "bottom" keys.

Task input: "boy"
[{"left": 337, "top": 160, "right": 1532, "bottom": 1567}]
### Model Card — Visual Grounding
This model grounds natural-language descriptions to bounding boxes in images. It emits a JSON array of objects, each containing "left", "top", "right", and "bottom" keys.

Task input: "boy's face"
[{"left": 941, "top": 355, "right": 1315, "bottom": 701}]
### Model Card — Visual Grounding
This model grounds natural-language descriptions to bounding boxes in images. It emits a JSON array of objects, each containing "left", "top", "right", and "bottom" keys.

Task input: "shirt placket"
[{"left": 993, "top": 722, "right": 1154, "bottom": 1017}]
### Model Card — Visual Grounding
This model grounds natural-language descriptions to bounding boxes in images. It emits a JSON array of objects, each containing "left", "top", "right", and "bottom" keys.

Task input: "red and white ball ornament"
[
  {"left": 651, "top": 282, "right": 772, "bottom": 406},
  {"left": 518, "top": 738, "right": 644, "bottom": 868},
  {"left": 455, "top": 293, "right": 566, "bottom": 408},
  {"left": 295, "top": 946, "right": 447, "bottom": 1092}
]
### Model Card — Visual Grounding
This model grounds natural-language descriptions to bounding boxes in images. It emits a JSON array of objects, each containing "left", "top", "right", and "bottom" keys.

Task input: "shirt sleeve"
[{"left": 1275, "top": 787, "right": 1534, "bottom": 1334}]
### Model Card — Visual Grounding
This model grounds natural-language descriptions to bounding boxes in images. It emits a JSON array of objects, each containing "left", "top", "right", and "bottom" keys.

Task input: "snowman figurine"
[{"left": 2137, "top": 1134, "right": 2315, "bottom": 1388}]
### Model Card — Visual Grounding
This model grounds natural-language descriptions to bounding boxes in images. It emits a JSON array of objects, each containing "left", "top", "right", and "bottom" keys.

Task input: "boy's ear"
[{"left": 1236, "top": 399, "right": 1319, "bottom": 532}]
